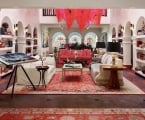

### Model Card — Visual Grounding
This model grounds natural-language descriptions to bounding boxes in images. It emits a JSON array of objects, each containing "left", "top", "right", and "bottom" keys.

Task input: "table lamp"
[
  {"left": 107, "top": 42, "right": 121, "bottom": 65},
  {"left": 96, "top": 42, "right": 106, "bottom": 54}
]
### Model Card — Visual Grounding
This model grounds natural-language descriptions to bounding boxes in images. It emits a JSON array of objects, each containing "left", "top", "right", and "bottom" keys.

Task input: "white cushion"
[
  {"left": 106, "top": 55, "right": 112, "bottom": 64},
  {"left": 45, "top": 56, "right": 56, "bottom": 66},
  {"left": 101, "top": 53, "right": 108, "bottom": 64},
  {"left": 16, "top": 56, "right": 56, "bottom": 85}
]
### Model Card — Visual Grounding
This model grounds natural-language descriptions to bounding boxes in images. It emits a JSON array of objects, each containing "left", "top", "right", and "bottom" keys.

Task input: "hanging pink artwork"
[{"left": 55, "top": 9, "right": 106, "bottom": 31}]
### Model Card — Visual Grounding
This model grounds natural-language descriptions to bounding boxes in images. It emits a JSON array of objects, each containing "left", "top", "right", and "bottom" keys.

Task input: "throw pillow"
[{"left": 101, "top": 53, "right": 108, "bottom": 64}]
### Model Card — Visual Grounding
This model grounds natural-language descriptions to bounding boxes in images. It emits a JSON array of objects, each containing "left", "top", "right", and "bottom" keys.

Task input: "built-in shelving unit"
[
  {"left": 134, "top": 34, "right": 145, "bottom": 77},
  {"left": 117, "top": 25, "right": 124, "bottom": 57},
  {"left": 0, "top": 34, "right": 14, "bottom": 53},
  {"left": 16, "top": 23, "right": 39, "bottom": 56},
  {"left": 111, "top": 26, "right": 123, "bottom": 59},
  {"left": 0, "top": 35, "right": 14, "bottom": 77},
  {"left": 133, "top": 18, "right": 145, "bottom": 77},
  {"left": 0, "top": 18, "right": 14, "bottom": 77},
  {"left": 25, "top": 37, "right": 33, "bottom": 56},
  {"left": 32, "top": 27, "right": 38, "bottom": 56}
]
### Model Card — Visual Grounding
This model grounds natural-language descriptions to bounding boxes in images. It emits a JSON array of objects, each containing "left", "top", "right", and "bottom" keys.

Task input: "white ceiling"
[{"left": 0, "top": 0, "right": 145, "bottom": 8}]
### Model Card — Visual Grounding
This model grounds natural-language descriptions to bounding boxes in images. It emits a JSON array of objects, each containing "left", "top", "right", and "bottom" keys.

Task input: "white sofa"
[
  {"left": 16, "top": 56, "right": 56, "bottom": 85},
  {"left": 90, "top": 53, "right": 123, "bottom": 86}
]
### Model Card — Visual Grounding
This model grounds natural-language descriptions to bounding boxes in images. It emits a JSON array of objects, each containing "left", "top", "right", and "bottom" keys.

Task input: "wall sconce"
[
  {"left": 118, "top": 25, "right": 124, "bottom": 37},
  {"left": 130, "top": 24, "right": 134, "bottom": 31},
  {"left": 14, "top": 24, "right": 18, "bottom": 36},
  {"left": 121, "top": 26, "right": 124, "bottom": 32},
  {"left": 25, "top": 26, "right": 29, "bottom": 37},
  {"left": 14, "top": 24, "right": 18, "bottom": 31},
  {"left": 25, "top": 26, "right": 28, "bottom": 33},
  {"left": 130, "top": 24, "right": 134, "bottom": 36}
]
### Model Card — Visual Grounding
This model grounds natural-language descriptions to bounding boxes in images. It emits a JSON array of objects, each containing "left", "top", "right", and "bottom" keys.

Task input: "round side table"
[{"left": 36, "top": 66, "right": 49, "bottom": 88}]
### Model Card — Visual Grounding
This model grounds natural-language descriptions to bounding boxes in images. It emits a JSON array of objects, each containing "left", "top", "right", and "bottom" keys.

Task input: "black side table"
[{"left": 36, "top": 66, "right": 49, "bottom": 88}]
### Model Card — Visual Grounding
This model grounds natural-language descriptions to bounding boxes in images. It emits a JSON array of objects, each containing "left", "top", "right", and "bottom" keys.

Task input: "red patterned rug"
[
  {"left": 2, "top": 71, "right": 145, "bottom": 94},
  {"left": 0, "top": 108, "right": 145, "bottom": 120}
]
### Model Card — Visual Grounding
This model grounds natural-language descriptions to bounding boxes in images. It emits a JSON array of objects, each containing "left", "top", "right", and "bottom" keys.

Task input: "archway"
[
  {"left": 52, "top": 32, "right": 66, "bottom": 48},
  {"left": 84, "top": 32, "right": 97, "bottom": 48},
  {"left": 68, "top": 32, "right": 82, "bottom": 44},
  {"left": 1, "top": 16, "right": 13, "bottom": 35}
]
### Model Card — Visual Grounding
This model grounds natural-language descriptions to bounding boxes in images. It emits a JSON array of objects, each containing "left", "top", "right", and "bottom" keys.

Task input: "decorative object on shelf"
[
  {"left": 141, "top": 66, "right": 145, "bottom": 74},
  {"left": 33, "top": 27, "right": 37, "bottom": 38},
  {"left": 25, "top": 26, "right": 28, "bottom": 37},
  {"left": 0, "top": 39, "right": 5, "bottom": 48},
  {"left": 139, "top": 52, "right": 145, "bottom": 60},
  {"left": 137, "top": 40, "right": 143, "bottom": 47},
  {"left": 26, "top": 48, "right": 31, "bottom": 55},
  {"left": 137, "top": 30, "right": 143, "bottom": 35},
  {"left": 118, "top": 25, "right": 124, "bottom": 37},
  {"left": 26, "top": 40, "right": 31, "bottom": 45},
  {"left": 14, "top": 24, "right": 18, "bottom": 36},
  {"left": 0, "top": 22, "right": 9, "bottom": 35},
  {"left": 130, "top": 23, "right": 134, "bottom": 36},
  {"left": 34, "top": 39, "right": 37, "bottom": 45},
  {"left": 135, "top": 66, "right": 142, "bottom": 71},
  {"left": 137, "top": 21, "right": 145, "bottom": 35},
  {"left": 141, "top": 21, "right": 145, "bottom": 35},
  {"left": 112, "top": 27, "right": 116, "bottom": 38}
]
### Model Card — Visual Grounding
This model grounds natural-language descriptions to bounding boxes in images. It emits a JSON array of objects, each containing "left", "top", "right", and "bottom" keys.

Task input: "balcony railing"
[
  {"left": 42, "top": 9, "right": 107, "bottom": 17},
  {"left": 42, "top": 8, "right": 56, "bottom": 16}
]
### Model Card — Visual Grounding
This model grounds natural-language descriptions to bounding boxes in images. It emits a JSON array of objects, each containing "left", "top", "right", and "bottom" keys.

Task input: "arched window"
[
  {"left": 68, "top": 32, "right": 82, "bottom": 44},
  {"left": 84, "top": 32, "right": 97, "bottom": 48},
  {"left": 52, "top": 32, "right": 66, "bottom": 48}
]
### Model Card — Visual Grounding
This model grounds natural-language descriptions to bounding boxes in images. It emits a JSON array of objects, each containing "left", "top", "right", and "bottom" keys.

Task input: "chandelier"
[{"left": 55, "top": 9, "right": 106, "bottom": 31}]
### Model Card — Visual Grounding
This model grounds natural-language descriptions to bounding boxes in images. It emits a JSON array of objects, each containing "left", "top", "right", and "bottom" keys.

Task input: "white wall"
[
  {"left": 0, "top": 9, "right": 41, "bottom": 54},
  {"left": 109, "top": 9, "right": 145, "bottom": 67},
  {"left": 39, "top": 9, "right": 111, "bottom": 25},
  {"left": 0, "top": 9, "right": 40, "bottom": 31},
  {"left": 110, "top": 9, "right": 145, "bottom": 36}
]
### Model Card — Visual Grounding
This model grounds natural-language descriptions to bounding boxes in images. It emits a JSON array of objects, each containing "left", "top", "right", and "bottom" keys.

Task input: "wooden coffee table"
[
  {"left": 103, "top": 65, "right": 126, "bottom": 89},
  {"left": 62, "top": 64, "right": 83, "bottom": 81}
]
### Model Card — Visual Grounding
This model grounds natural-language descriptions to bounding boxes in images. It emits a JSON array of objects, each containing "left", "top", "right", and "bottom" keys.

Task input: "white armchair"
[
  {"left": 16, "top": 56, "right": 56, "bottom": 85},
  {"left": 90, "top": 53, "right": 123, "bottom": 86}
]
